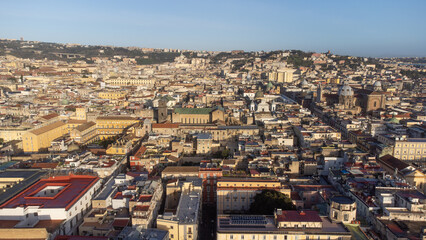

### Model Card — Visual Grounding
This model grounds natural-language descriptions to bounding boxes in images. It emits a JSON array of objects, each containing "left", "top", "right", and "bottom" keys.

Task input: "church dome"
[
  {"left": 373, "top": 81, "right": 382, "bottom": 91},
  {"left": 338, "top": 82, "right": 354, "bottom": 96}
]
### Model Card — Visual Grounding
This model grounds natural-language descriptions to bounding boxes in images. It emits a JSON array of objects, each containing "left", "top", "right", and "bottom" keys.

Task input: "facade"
[
  {"left": 0, "top": 175, "right": 101, "bottom": 239},
  {"left": 98, "top": 91, "right": 127, "bottom": 100},
  {"left": 105, "top": 77, "right": 155, "bottom": 86},
  {"left": 70, "top": 121, "right": 97, "bottom": 144},
  {"left": 217, "top": 210, "right": 352, "bottom": 240},
  {"left": 22, "top": 121, "right": 67, "bottom": 152},
  {"left": 393, "top": 138, "right": 426, "bottom": 161},
  {"left": 95, "top": 116, "right": 138, "bottom": 139},
  {"left": 216, "top": 179, "right": 284, "bottom": 214},
  {"left": 329, "top": 196, "right": 357, "bottom": 224},
  {"left": 172, "top": 107, "right": 225, "bottom": 124}
]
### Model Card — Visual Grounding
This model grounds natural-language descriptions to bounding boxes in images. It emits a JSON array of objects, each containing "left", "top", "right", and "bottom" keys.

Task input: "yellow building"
[
  {"left": 98, "top": 91, "right": 127, "bottom": 100},
  {"left": 268, "top": 69, "right": 294, "bottom": 83},
  {"left": 70, "top": 121, "right": 97, "bottom": 144},
  {"left": 22, "top": 121, "right": 67, "bottom": 152},
  {"left": 95, "top": 116, "right": 138, "bottom": 139},
  {"left": 106, "top": 139, "right": 132, "bottom": 155},
  {"left": 0, "top": 127, "right": 30, "bottom": 142},
  {"left": 74, "top": 107, "right": 87, "bottom": 120}
]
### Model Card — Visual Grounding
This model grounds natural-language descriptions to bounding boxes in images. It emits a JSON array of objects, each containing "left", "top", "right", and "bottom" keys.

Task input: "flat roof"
[
  {"left": 0, "top": 175, "right": 99, "bottom": 210},
  {"left": 217, "top": 215, "right": 350, "bottom": 234}
]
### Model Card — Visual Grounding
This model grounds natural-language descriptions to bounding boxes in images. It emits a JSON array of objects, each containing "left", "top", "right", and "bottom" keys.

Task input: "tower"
[
  {"left": 157, "top": 98, "right": 168, "bottom": 123},
  {"left": 316, "top": 84, "right": 323, "bottom": 103}
]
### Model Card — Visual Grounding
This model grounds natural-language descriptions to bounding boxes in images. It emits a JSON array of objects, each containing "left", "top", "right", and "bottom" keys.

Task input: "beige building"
[
  {"left": 393, "top": 138, "right": 426, "bottom": 161},
  {"left": 329, "top": 196, "right": 357, "bottom": 224},
  {"left": 70, "top": 121, "right": 97, "bottom": 144},
  {"left": 216, "top": 179, "right": 285, "bottom": 214},
  {"left": 217, "top": 210, "right": 352, "bottom": 240},
  {"left": 172, "top": 107, "right": 225, "bottom": 124},
  {"left": 22, "top": 121, "right": 67, "bottom": 152},
  {"left": 157, "top": 180, "right": 202, "bottom": 240},
  {"left": 268, "top": 69, "right": 295, "bottom": 83}
]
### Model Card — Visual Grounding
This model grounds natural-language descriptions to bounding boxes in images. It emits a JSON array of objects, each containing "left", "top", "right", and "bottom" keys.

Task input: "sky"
[{"left": 0, "top": 0, "right": 425, "bottom": 57}]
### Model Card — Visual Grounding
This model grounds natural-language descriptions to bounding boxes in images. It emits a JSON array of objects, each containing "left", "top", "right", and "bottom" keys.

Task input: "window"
[
  {"left": 170, "top": 234, "right": 174, "bottom": 238},
  {"left": 230, "top": 235, "right": 233, "bottom": 240},
  {"left": 242, "top": 235, "right": 244, "bottom": 239}
]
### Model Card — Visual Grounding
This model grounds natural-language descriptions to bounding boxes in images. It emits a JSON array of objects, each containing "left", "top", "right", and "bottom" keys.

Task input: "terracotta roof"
[
  {"left": 378, "top": 155, "right": 409, "bottom": 171},
  {"left": 162, "top": 166, "right": 199, "bottom": 173},
  {"left": 75, "top": 121, "right": 96, "bottom": 132},
  {"left": 152, "top": 123, "right": 180, "bottom": 128},
  {"left": 40, "top": 113, "right": 59, "bottom": 121},
  {"left": 29, "top": 121, "right": 66, "bottom": 136},
  {"left": 31, "top": 162, "right": 59, "bottom": 169}
]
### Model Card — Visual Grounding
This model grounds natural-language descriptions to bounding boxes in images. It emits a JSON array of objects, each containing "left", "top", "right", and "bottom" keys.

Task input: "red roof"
[
  {"left": 276, "top": 210, "right": 322, "bottom": 222},
  {"left": 0, "top": 175, "right": 99, "bottom": 210},
  {"left": 112, "top": 219, "right": 129, "bottom": 228}
]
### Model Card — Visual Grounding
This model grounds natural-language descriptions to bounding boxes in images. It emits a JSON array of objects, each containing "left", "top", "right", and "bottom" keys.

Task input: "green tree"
[{"left": 249, "top": 189, "right": 296, "bottom": 215}]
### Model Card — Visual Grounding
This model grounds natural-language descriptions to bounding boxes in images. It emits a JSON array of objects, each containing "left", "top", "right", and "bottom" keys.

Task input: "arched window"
[{"left": 374, "top": 101, "right": 377, "bottom": 107}]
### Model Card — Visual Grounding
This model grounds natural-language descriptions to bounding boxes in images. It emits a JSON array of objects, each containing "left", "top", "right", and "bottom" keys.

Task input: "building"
[
  {"left": 157, "top": 180, "right": 202, "bottom": 240},
  {"left": 0, "top": 175, "right": 101, "bottom": 239},
  {"left": 22, "top": 121, "right": 68, "bottom": 152},
  {"left": 105, "top": 77, "right": 155, "bottom": 86},
  {"left": 217, "top": 210, "right": 352, "bottom": 240},
  {"left": 195, "top": 133, "right": 213, "bottom": 154},
  {"left": 199, "top": 161, "right": 222, "bottom": 205},
  {"left": 392, "top": 137, "right": 426, "bottom": 161},
  {"left": 216, "top": 179, "right": 284, "bottom": 214},
  {"left": 70, "top": 121, "right": 97, "bottom": 144},
  {"left": 98, "top": 91, "right": 126, "bottom": 100},
  {"left": 95, "top": 116, "right": 138, "bottom": 139},
  {"left": 161, "top": 166, "right": 200, "bottom": 180},
  {"left": 172, "top": 107, "right": 225, "bottom": 124},
  {"left": 329, "top": 196, "right": 357, "bottom": 224}
]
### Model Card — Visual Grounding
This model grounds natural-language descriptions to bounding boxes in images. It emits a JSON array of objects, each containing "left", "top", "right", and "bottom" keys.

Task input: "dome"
[
  {"left": 338, "top": 82, "right": 354, "bottom": 96},
  {"left": 373, "top": 81, "right": 382, "bottom": 91},
  {"left": 254, "top": 90, "right": 264, "bottom": 99},
  {"left": 373, "top": 81, "right": 382, "bottom": 87}
]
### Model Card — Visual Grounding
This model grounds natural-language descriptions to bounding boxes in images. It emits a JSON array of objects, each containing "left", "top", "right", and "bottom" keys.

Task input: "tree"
[
  {"left": 221, "top": 148, "right": 230, "bottom": 159},
  {"left": 249, "top": 189, "right": 296, "bottom": 215}
]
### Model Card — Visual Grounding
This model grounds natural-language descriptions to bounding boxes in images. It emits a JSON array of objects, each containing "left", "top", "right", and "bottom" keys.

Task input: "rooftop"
[{"left": 0, "top": 175, "right": 99, "bottom": 210}]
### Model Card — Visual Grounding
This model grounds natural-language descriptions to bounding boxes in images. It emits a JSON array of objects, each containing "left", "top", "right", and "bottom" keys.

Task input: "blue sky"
[{"left": 1, "top": 0, "right": 425, "bottom": 57}]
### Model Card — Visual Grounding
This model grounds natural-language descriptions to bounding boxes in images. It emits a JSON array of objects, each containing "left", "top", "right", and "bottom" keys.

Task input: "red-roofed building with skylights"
[{"left": 0, "top": 174, "right": 101, "bottom": 239}]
